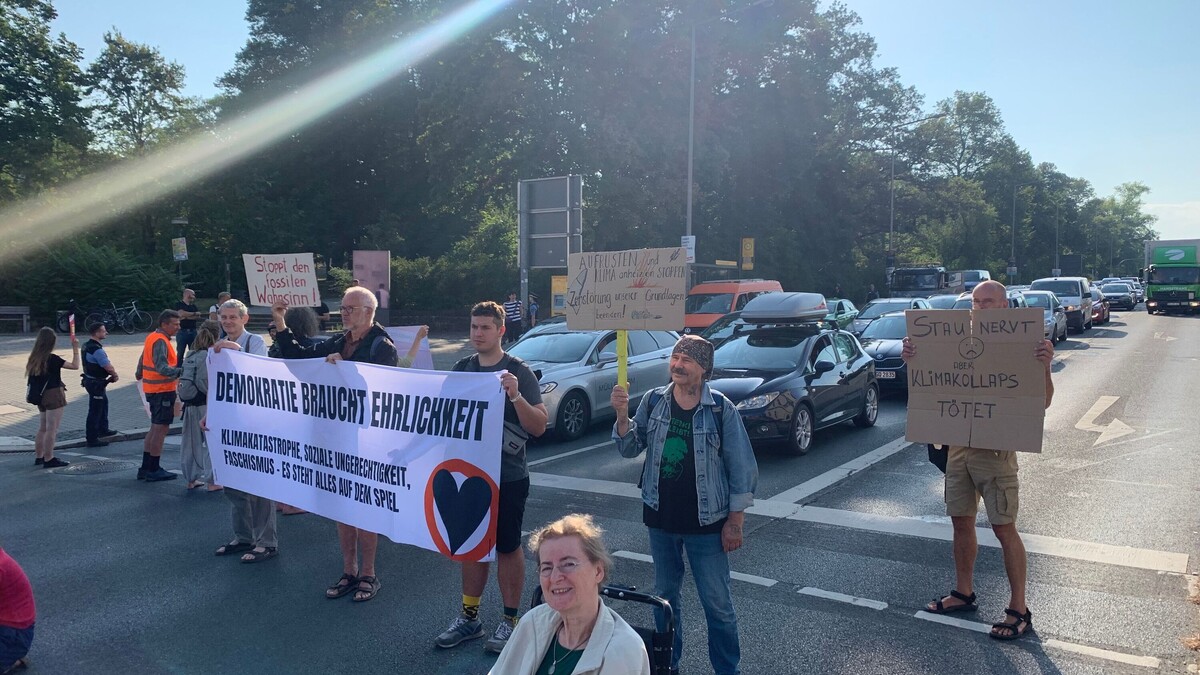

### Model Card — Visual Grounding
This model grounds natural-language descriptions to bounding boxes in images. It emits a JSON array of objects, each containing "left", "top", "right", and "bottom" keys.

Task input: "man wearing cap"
[{"left": 611, "top": 335, "right": 758, "bottom": 675}]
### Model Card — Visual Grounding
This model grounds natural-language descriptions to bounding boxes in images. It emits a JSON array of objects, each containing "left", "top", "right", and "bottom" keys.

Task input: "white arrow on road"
[
  {"left": 1074, "top": 395, "right": 1136, "bottom": 445},
  {"left": 1154, "top": 332, "right": 1178, "bottom": 342}
]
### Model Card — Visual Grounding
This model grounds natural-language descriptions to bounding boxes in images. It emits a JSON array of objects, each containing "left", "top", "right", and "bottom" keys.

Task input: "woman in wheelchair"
[{"left": 490, "top": 514, "right": 650, "bottom": 675}]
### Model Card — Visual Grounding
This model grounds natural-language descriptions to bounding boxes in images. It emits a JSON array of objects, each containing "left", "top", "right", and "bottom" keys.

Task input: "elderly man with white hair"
[{"left": 271, "top": 286, "right": 423, "bottom": 602}]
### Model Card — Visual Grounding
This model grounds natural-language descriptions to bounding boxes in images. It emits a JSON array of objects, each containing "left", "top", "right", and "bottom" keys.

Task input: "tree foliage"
[{"left": 1, "top": 0, "right": 1163, "bottom": 317}]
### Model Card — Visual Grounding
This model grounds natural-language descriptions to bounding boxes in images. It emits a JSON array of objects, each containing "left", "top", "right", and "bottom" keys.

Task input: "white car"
[{"left": 509, "top": 327, "right": 681, "bottom": 440}]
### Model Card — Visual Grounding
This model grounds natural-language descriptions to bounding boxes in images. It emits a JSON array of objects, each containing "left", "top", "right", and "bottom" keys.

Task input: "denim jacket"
[{"left": 613, "top": 383, "right": 758, "bottom": 526}]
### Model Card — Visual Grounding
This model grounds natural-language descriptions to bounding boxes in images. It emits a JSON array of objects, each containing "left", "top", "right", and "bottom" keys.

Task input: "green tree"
[
  {"left": 85, "top": 29, "right": 187, "bottom": 154},
  {"left": 0, "top": 0, "right": 91, "bottom": 202}
]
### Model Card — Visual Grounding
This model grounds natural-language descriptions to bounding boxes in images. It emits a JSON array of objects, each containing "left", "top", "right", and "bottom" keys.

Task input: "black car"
[
  {"left": 708, "top": 293, "right": 879, "bottom": 455},
  {"left": 857, "top": 311, "right": 907, "bottom": 390},
  {"left": 1100, "top": 283, "right": 1136, "bottom": 311}
]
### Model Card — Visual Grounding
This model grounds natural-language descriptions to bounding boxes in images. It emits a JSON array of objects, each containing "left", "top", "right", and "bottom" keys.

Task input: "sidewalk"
[{"left": 0, "top": 330, "right": 474, "bottom": 451}]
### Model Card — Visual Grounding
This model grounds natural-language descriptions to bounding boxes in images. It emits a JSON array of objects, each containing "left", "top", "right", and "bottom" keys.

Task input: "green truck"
[{"left": 1143, "top": 239, "right": 1200, "bottom": 314}]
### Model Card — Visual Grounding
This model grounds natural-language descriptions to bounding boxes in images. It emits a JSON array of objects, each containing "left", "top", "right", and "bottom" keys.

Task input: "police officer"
[{"left": 81, "top": 323, "right": 119, "bottom": 447}]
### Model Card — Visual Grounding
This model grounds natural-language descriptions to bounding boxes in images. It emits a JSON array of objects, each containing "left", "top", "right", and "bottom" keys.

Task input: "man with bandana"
[{"left": 611, "top": 335, "right": 758, "bottom": 675}]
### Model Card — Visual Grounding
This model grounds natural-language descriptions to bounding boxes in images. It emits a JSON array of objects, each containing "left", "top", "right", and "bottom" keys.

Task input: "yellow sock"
[{"left": 462, "top": 594, "right": 481, "bottom": 621}]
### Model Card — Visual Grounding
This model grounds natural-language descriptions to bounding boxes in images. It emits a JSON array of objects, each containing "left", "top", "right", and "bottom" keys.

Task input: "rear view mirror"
[
  {"left": 597, "top": 352, "right": 617, "bottom": 366},
  {"left": 814, "top": 360, "right": 836, "bottom": 375}
]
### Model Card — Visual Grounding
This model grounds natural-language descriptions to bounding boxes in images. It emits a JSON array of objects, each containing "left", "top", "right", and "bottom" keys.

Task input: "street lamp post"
[
  {"left": 887, "top": 112, "right": 947, "bottom": 292},
  {"left": 1010, "top": 181, "right": 1037, "bottom": 282}
]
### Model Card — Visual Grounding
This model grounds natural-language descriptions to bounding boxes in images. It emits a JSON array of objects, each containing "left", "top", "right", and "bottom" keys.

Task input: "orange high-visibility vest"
[{"left": 140, "top": 331, "right": 178, "bottom": 393}]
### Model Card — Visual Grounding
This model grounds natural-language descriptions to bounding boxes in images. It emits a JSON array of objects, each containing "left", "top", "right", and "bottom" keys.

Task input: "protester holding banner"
[
  {"left": 135, "top": 310, "right": 182, "bottom": 482},
  {"left": 611, "top": 334, "right": 758, "bottom": 675},
  {"left": 271, "top": 287, "right": 400, "bottom": 601},
  {"left": 209, "top": 300, "right": 278, "bottom": 562},
  {"left": 489, "top": 514, "right": 649, "bottom": 675},
  {"left": 436, "top": 301, "right": 547, "bottom": 654},
  {"left": 901, "top": 280, "right": 1054, "bottom": 641},
  {"left": 178, "top": 321, "right": 220, "bottom": 491},
  {"left": 26, "top": 327, "right": 79, "bottom": 469}
]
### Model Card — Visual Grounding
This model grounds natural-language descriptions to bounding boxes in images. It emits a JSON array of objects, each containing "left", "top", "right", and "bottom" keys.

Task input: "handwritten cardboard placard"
[
  {"left": 243, "top": 253, "right": 320, "bottom": 307},
  {"left": 905, "top": 308, "right": 1046, "bottom": 453},
  {"left": 565, "top": 247, "right": 687, "bottom": 330}
]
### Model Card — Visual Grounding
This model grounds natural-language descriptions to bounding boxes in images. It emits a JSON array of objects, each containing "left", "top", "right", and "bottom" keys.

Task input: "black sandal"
[
  {"left": 326, "top": 573, "right": 358, "bottom": 599},
  {"left": 990, "top": 607, "right": 1032, "bottom": 640},
  {"left": 926, "top": 589, "right": 977, "bottom": 614},
  {"left": 352, "top": 575, "right": 381, "bottom": 602},
  {"left": 240, "top": 547, "right": 278, "bottom": 563},
  {"left": 215, "top": 541, "right": 254, "bottom": 556}
]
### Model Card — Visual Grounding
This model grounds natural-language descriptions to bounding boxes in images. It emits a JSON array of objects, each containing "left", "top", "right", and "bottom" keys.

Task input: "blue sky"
[{"left": 50, "top": 0, "right": 1199, "bottom": 238}]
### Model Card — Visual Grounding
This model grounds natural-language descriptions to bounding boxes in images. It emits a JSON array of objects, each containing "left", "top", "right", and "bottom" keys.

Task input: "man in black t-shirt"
[
  {"left": 434, "top": 301, "right": 547, "bottom": 655},
  {"left": 312, "top": 299, "right": 331, "bottom": 332},
  {"left": 174, "top": 288, "right": 201, "bottom": 365},
  {"left": 612, "top": 335, "right": 759, "bottom": 675}
]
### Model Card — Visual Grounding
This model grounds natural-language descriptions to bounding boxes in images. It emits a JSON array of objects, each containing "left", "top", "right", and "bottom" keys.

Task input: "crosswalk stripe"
[
  {"left": 612, "top": 551, "right": 777, "bottom": 587},
  {"left": 797, "top": 587, "right": 887, "bottom": 610}
]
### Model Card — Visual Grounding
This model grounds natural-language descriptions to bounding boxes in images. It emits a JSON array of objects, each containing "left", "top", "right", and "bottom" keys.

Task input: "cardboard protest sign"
[
  {"left": 206, "top": 349, "right": 505, "bottom": 561},
  {"left": 242, "top": 253, "right": 320, "bottom": 307},
  {"left": 565, "top": 247, "right": 687, "bottom": 330},
  {"left": 905, "top": 308, "right": 1047, "bottom": 453},
  {"left": 384, "top": 326, "right": 434, "bottom": 370}
]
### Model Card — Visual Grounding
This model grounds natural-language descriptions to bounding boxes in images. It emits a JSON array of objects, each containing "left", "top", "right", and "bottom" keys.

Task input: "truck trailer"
[{"left": 1143, "top": 239, "right": 1200, "bottom": 314}]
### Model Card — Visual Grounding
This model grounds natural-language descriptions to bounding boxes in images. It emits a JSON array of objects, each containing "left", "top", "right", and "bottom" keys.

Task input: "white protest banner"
[
  {"left": 242, "top": 253, "right": 321, "bottom": 307},
  {"left": 384, "top": 326, "right": 434, "bottom": 370},
  {"left": 565, "top": 247, "right": 687, "bottom": 330},
  {"left": 205, "top": 350, "right": 506, "bottom": 561},
  {"left": 905, "top": 307, "right": 1047, "bottom": 453}
]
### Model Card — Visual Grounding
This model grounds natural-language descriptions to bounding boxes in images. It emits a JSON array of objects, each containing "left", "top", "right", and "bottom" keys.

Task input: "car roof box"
[{"left": 741, "top": 292, "right": 828, "bottom": 324}]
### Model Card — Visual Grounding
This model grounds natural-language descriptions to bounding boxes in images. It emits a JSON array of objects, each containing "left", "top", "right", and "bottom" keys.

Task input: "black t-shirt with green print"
[{"left": 643, "top": 396, "right": 726, "bottom": 534}]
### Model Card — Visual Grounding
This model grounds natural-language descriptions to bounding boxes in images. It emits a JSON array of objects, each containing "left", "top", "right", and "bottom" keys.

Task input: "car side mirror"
[
  {"left": 814, "top": 360, "right": 836, "bottom": 375},
  {"left": 596, "top": 352, "right": 617, "bottom": 366}
]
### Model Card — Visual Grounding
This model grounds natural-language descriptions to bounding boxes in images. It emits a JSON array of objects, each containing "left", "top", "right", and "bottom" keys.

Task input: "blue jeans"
[
  {"left": 176, "top": 329, "right": 197, "bottom": 365},
  {"left": 648, "top": 528, "right": 739, "bottom": 675},
  {"left": 0, "top": 623, "right": 33, "bottom": 671}
]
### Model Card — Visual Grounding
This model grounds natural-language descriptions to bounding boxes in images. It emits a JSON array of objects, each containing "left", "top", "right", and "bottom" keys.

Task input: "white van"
[{"left": 1029, "top": 276, "right": 1092, "bottom": 332}]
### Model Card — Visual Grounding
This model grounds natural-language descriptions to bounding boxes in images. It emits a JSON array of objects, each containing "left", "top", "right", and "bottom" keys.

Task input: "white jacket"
[{"left": 490, "top": 601, "right": 651, "bottom": 675}]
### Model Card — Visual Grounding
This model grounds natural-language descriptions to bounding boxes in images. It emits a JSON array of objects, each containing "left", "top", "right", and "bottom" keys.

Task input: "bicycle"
[{"left": 84, "top": 300, "right": 153, "bottom": 335}]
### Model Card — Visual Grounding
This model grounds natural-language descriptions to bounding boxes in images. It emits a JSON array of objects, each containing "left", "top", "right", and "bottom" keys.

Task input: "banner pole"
[{"left": 616, "top": 330, "right": 629, "bottom": 389}]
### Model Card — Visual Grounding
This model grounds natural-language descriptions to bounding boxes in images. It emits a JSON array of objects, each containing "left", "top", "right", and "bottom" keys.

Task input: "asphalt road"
[{"left": 2, "top": 307, "right": 1197, "bottom": 674}]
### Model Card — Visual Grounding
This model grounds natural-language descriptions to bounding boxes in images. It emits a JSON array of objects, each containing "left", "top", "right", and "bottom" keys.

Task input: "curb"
[{"left": 0, "top": 423, "right": 182, "bottom": 453}]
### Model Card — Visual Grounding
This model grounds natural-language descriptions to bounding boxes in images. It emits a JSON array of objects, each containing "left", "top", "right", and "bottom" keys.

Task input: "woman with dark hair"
[{"left": 25, "top": 327, "right": 79, "bottom": 469}]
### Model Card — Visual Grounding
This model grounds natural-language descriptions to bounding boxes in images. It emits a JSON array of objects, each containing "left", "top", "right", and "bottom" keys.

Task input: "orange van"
[{"left": 684, "top": 279, "right": 784, "bottom": 331}]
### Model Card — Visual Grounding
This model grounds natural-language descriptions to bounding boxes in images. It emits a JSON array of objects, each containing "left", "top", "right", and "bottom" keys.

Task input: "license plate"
[{"left": 876, "top": 371, "right": 896, "bottom": 379}]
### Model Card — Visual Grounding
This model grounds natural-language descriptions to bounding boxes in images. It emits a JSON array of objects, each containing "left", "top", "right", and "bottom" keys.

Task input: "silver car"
[
  {"left": 508, "top": 328, "right": 681, "bottom": 440},
  {"left": 1021, "top": 290, "right": 1068, "bottom": 343}
]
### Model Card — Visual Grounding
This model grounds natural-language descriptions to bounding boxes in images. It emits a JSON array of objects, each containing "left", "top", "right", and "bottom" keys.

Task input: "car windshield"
[
  {"left": 860, "top": 301, "right": 909, "bottom": 319},
  {"left": 951, "top": 298, "right": 972, "bottom": 309},
  {"left": 1030, "top": 280, "right": 1081, "bottom": 298},
  {"left": 1023, "top": 293, "right": 1053, "bottom": 308},
  {"left": 713, "top": 326, "right": 820, "bottom": 371},
  {"left": 927, "top": 295, "right": 958, "bottom": 309},
  {"left": 508, "top": 332, "right": 595, "bottom": 363},
  {"left": 1101, "top": 284, "right": 1132, "bottom": 293},
  {"left": 962, "top": 271, "right": 984, "bottom": 282},
  {"left": 1147, "top": 267, "right": 1200, "bottom": 284},
  {"left": 700, "top": 314, "right": 745, "bottom": 345},
  {"left": 893, "top": 273, "right": 937, "bottom": 290},
  {"left": 860, "top": 315, "right": 907, "bottom": 339},
  {"left": 685, "top": 293, "right": 734, "bottom": 314}
]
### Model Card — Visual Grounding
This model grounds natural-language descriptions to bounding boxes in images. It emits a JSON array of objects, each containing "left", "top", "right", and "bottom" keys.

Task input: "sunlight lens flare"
[{"left": 0, "top": 0, "right": 513, "bottom": 262}]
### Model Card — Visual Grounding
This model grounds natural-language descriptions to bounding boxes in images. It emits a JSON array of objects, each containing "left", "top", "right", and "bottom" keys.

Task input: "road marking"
[
  {"left": 1074, "top": 395, "right": 1136, "bottom": 445},
  {"left": 613, "top": 550, "right": 777, "bottom": 587},
  {"left": 528, "top": 440, "right": 610, "bottom": 467},
  {"left": 1042, "top": 639, "right": 1161, "bottom": 669},
  {"left": 60, "top": 451, "right": 82, "bottom": 456},
  {"left": 913, "top": 612, "right": 1161, "bottom": 668},
  {"left": 767, "top": 436, "right": 911, "bottom": 504},
  {"left": 531, "top": 473, "right": 1189, "bottom": 572},
  {"left": 530, "top": 473, "right": 642, "bottom": 499},
  {"left": 1153, "top": 331, "right": 1177, "bottom": 342},
  {"left": 797, "top": 587, "right": 887, "bottom": 610},
  {"left": 788, "top": 506, "right": 1188, "bottom": 573}
]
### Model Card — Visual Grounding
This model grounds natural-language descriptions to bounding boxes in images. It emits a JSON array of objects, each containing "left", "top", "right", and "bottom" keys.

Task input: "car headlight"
[
  {"left": 736, "top": 392, "right": 780, "bottom": 410},
  {"left": 540, "top": 382, "right": 558, "bottom": 394}
]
